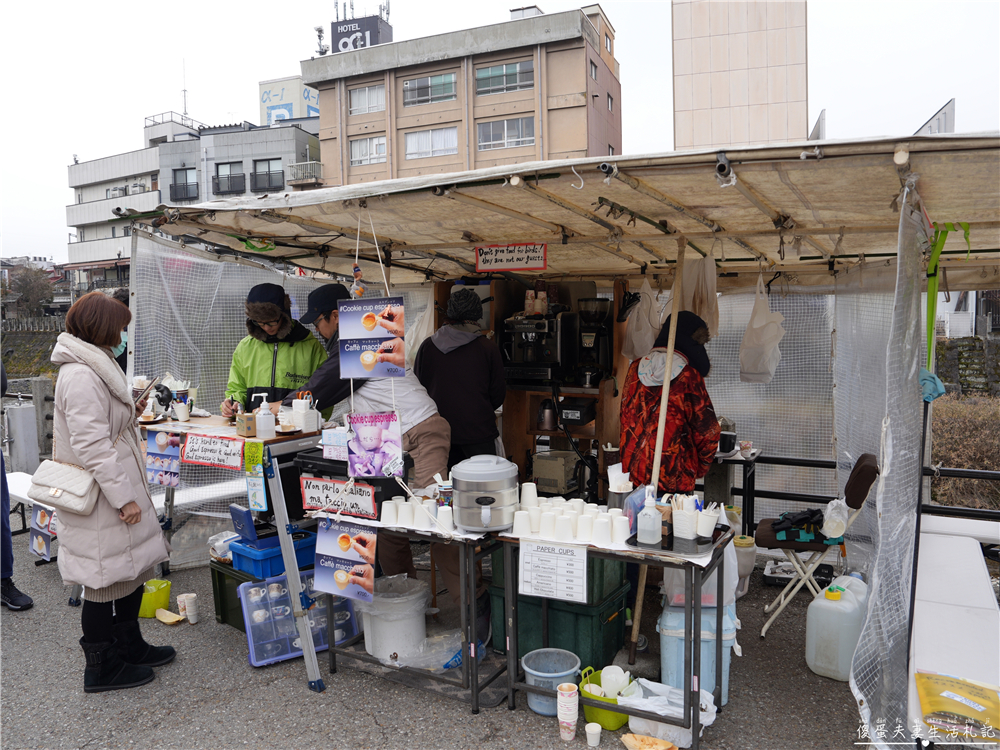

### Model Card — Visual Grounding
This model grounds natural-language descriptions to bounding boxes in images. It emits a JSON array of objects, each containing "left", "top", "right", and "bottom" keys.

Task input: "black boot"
[
  {"left": 112, "top": 620, "right": 176, "bottom": 667},
  {"left": 80, "top": 637, "right": 155, "bottom": 693}
]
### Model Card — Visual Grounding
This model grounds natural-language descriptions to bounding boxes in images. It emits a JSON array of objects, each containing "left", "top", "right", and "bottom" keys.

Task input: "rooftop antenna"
[
  {"left": 182, "top": 60, "right": 188, "bottom": 116},
  {"left": 314, "top": 25, "right": 329, "bottom": 55},
  {"left": 335, "top": 3, "right": 339, "bottom": 22},
  {"left": 350, "top": 0, "right": 354, "bottom": 18}
]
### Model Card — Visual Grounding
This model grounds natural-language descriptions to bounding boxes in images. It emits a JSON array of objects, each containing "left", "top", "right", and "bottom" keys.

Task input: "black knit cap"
[
  {"left": 300, "top": 284, "right": 351, "bottom": 325},
  {"left": 247, "top": 283, "right": 286, "bottom": 308},
  {"left": 447, "top": 288, "right": 483, "bottom": 322}
]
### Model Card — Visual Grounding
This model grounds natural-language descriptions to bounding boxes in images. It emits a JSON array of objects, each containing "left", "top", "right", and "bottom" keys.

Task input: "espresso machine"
[
  {"left": 503, "top": 312, "right": 579, "bottom": 383},
  {"left": 576, "top": 298, "right": 612, "bottom": 387}
]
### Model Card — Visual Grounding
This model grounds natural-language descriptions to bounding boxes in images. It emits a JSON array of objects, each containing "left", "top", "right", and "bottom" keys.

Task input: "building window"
[
  {"left": 111, "top": 226, "right": 116, "bottom": 238},
  {"left": 170, "top": 168, "right": 198, "bottom": 201},
  {"left": 608, "top": 93, "right": 614, "bottom": 112},
  {"left": 609, "top": 145, "right": 615, "bottom": 156},
  {"left": 475, "top": 61, "right": 534, "bottom": 96},
  {"left": 606, "top": 34, "right": 612, "bottom": 52},
  {"left": 590, "top": 61, "right": 598, "bottom": 80},
  {"left": 404, "top": 127, "right": 459, "bottom": 159},
  {"left": 477, "top": 117, "right": 535, "bottom": 151},
  {"left": 349, "top": 84, "right": 386, "bottom": 115},
  {"left": 251, "top": 158, "right": 283, "bottom": 192},
  {"left": 402, "top": 73, "right": 457, "bottom": 107},
  {"left": 350, "top": 136, "right": 387, "bottom": 166},
  {"left": 213, "top": 162, "right": 245, "bottom": 195},
  {"left": 123, "top": 226, "right": 131, "bottom": 236}
]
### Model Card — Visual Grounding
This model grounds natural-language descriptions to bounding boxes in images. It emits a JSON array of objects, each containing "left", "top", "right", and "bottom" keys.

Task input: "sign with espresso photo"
[
  {"left": 338, "top": 296, "right": 405, "bottom": 379},
  {"left": 314, "top": 518, "right": 377, "bottom": 603}
]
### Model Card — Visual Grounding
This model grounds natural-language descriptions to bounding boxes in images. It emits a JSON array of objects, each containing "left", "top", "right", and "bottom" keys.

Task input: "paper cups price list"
[{"left": 518, "top": 541, "right": 588, "bottom": 603}]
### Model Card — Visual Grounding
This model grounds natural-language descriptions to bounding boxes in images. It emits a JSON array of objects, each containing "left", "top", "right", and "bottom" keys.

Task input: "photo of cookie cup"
[
  {"left": 334, "top": 569, "right": 350, "bottom": 590},
  {"left": 338, "top": 533, "right": 352, "bottom": 551},
  {"left": 360, "top": 350, "right": 378, "bottom": 372},
  {"left": 362, "top": 312, "right": 378, "bottom": 331}
]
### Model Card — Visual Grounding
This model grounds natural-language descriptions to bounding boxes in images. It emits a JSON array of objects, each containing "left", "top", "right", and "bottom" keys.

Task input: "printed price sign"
[
  {"left": 475, "top": 243, "right": 547, "bottom": 272},
  {"left": 300, "top": 476, "right": 377, "bottom": 518},
  {"left": 314, "top": 518, "right": 377, "bottom": 603},
  {"left": 338, "top": 296, "right": 405, "bottom": 379},
  {"left": 518, "top": 540, "right": 588, "bottom": 603},
  {"left": 181, "top": 434, "right": 244, "bottom": 470}
]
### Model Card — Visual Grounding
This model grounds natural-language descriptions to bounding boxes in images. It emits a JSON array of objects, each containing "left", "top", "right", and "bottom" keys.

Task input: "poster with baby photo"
[
  {"left": 338, "top": 297, "right": 405, "bottom": 379},
  {"left": 347, "top": 412, "right": 404, "bottom": 478},
  {"left": 146, "top": 432, "right": 181, "bottom": 488},
  {"left": 313, "top": 518, "right": 377, "bottom": 603}
]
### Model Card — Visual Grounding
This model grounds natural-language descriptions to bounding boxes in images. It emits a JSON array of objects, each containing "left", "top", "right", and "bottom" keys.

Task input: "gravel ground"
[{"left": 1, "top": 530, "right": 862, "bottom": 750}]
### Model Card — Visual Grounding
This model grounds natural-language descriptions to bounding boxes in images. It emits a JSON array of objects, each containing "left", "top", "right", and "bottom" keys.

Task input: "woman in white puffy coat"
[{"left": 51, "top": 291, "right": 172, "bottom": 693}]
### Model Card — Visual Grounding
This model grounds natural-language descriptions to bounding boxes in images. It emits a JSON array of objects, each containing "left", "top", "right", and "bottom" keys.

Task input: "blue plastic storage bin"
[
  {"left": 238, "top": 570, "right": 361, "bottom": 667},
  {"left": 657, "top": 603, "right": 737, "bottom": 706},
  {"left": 230, "top": 531, "right": 316, "bottom": 579}
]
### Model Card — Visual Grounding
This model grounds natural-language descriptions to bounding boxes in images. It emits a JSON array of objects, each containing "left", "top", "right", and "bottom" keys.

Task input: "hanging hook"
[{"left": 570, "top": 166, "right": 584, "bottom": 190}]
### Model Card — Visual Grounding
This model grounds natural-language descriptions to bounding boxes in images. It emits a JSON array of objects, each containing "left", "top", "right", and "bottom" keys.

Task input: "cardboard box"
[
  {"left": 533, "top": 451, "right": 579, "bottom": 494},
  {"left": 236, "top": 412, "right": 257, "bottom": 437}
]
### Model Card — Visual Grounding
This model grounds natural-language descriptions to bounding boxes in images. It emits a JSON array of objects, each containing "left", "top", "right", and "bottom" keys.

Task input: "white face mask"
[{"left": 112, "top": 330, "right": 127, "bottom": 357}]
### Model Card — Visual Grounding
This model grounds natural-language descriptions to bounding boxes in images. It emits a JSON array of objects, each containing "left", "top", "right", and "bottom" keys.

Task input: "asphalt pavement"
[{"left": 1, "top": 529, "right": 861, "bottom": 750}]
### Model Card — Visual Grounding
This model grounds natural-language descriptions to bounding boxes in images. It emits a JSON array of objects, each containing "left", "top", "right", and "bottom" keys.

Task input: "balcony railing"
[
  {"left": 251, "top": 171, "right": 285, "bottom": 193},
  {"left": 213, "top": 173, "right": 246, "bottom": 195},
  {"left": 169, "top": 182, "right": 199, "bottom": 202},
  {"left": 288, "top": 161, "right": 323, "bottom": 184}
]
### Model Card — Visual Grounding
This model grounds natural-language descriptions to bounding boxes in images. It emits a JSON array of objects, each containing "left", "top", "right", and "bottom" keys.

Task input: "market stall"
[{"left": 118, "top": 132, "right": 999, "bottom": 743}]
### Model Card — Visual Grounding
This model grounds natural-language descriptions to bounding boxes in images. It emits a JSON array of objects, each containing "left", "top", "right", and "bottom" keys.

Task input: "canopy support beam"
[{"left": 440, "top": 188, "right": 567, "bottom": 235}]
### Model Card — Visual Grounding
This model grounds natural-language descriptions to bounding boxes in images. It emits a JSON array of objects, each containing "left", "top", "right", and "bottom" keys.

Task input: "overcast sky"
[{"left": 1, "top": 0, "right": 997, "bottom": 265}]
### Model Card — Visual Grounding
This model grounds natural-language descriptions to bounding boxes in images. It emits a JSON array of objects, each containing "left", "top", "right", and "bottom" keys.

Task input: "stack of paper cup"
[
  {"left": 512, "top": 510, "right": 531, "bottom": 537},
  {"left": 520, "top": 482, "right": 538, "bottom": 508},
  {"left": 557, "top": 682, "right": 578, "bottom": 741},
  {"left": 381, "top": 501, "right": 398, "bottom": 525},
  {"left": 674, "top": 510, "right": 699, "bottom": 540},
  {"left": 177, "top": 593, "right": 199, "bottom": 624},
  {"left": 612, "top": 515, "right": 631, "bottom": 544},
  {"left": 437, "top": 506, "right": 455, "bottom": 532}
]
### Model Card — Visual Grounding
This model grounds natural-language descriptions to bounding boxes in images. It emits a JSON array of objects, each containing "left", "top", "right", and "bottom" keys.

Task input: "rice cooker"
[{"left": 451, "top": 455, "right": 519, "bottom": 533}]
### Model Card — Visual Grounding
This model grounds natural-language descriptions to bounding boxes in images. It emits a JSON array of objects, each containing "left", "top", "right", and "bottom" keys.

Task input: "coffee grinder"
[{"left": 576, "top": 298, "right": 611, "bottom": 387}]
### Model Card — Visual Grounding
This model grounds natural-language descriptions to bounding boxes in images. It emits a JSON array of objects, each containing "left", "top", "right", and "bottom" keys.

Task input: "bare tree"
[{"left": 9, "top": 267, "right": 54, "bottom": 316}]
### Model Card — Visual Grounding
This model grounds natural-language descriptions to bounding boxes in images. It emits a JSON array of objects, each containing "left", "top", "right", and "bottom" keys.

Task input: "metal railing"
[
  {"left": 288, "top": 162, "right": 323, "bottom": 182},
  {"left": 1, "top": 315, "right": 66, "bottom": 332},
  {"left": 145, "top": 111, "right": 206, "bottom": 130},
  {"left": 212, "top": 173, "right": 246, "bottom": 195},
  {"left": 169, "top": 182, "right": 199, "bottom": 202},
  {"left": 250, "top": 171, "right": 284, "bottom": 192}
]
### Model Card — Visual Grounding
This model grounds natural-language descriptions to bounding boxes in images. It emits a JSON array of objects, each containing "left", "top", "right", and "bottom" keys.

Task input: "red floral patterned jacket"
[{"left": 620, "top": 358, "right": 720, "bottom": 493}]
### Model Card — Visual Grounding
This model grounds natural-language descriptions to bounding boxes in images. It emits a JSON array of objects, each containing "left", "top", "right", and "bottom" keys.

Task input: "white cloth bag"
[
  {"left": 739, "top": 275, "right": 786, "bottom": 384},
  {"left": 621, "top": 279, "right": 661, "bottom": 362},
  {"left": 681, "top": 255, "right": 719, "bottom": 338}
]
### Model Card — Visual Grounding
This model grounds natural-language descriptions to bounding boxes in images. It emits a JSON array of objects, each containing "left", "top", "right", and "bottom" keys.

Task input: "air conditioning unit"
[
  {"left": 110, "top": 187, "right": 125, "bottom": 198},
  {"left": 132, "top": 183, "right": 146, "bottom": 193}
]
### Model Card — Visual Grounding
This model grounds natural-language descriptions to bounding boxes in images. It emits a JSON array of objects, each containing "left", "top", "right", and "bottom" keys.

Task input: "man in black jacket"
[
  {"left": 414, "top": 288, "right": 506, "bottom": 467},
  {"left": 1, "top": 360, "right": 34, "bottom": 611}
]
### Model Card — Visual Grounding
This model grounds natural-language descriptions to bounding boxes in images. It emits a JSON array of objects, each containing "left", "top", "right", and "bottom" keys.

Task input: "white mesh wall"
[
  {"left": 130, "top": 234, "right": 430, "bottom": 568},
  {"left": 849, "top": 188, "right": 927, "bottom": 746}
]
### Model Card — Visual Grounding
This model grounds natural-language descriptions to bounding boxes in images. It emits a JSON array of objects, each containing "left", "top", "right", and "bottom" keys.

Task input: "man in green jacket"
[{"left": 221, "top": 283, "right": 327, "bottom": 416}]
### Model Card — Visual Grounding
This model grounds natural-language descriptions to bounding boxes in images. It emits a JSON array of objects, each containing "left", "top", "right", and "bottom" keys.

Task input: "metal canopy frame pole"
[{"left": 264, "top": 447, "right": 325, "bottom": 693}]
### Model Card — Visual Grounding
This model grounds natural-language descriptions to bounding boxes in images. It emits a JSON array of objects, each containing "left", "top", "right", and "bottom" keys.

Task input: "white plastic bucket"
[
  {"left": 355, "top": 576, "right": 430, "bottom": 663},
  {"left": 805, "top": 584, "right": 863, "bottom": 681},
  {"left": 521, "top": 648, "right": 581, "bottom": 716}
]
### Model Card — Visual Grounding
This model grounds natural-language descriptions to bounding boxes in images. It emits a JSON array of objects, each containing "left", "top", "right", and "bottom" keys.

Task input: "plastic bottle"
[
  {"left": 805, "top": 585, "right": 863, "bottom": 681},
  {"left": 253, "top": 394, "right": 276, "bottom": 439},
  {"left": 637, "top": 498, "right": 662, "bottom": 544}
]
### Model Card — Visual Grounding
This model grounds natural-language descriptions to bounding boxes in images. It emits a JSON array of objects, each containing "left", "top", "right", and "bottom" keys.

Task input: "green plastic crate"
[
  {"left": 210, "top": 559, "right": 261, "bottom": 632},
  {"left": 491, "top": 548, "right": 625, "bottom": 605},
  {"left": 489, "top": 581, "right": 630, "bottom": 669}
]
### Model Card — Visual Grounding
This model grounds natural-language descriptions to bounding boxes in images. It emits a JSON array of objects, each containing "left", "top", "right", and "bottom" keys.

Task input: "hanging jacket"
[
  {"left": 50, "top": 333, "right": 171, "bottom": 590},
  {"left": 225, "top": 320, "right": 327, "bottom": 412},
  {"left": 620, "top": 352, "right": 720, "bottom": 493}
]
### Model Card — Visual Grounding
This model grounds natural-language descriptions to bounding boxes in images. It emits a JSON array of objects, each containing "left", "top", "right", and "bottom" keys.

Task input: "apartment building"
[
  {"left": 66, "top": 112, "right": 319, "bottom": 287},
  {"left": 299, "top": 5, "right": 621, "bottom": 186}
]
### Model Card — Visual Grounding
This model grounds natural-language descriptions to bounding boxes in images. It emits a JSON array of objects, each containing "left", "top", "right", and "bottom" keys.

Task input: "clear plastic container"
[
  {"left": 637, "top": 498, "right": 661, "bottom": 545},
  {"left": 805, "top": 585, "right": 863, "bottom": 681}
]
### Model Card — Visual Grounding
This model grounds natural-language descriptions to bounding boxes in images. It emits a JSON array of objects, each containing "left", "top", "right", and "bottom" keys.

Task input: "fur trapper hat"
[{"left": 245, "top": 283, "right": 293, "bottom": 341}]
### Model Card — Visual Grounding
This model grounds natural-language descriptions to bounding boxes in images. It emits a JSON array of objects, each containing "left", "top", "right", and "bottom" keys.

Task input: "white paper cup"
[
  {"left": 592, "top": 516, "right": 612, "bottom": 546},
  {"left": 697, "top": 510, "right": 720, "bottom": 537},
  {"left": 674, "top": 509, "right": 699, "bottom": 539},
  {"left": 608, "top": 508, "right": 623, "bottom": 521},
  {"left": 176, "top": 593, "right": 189, "bottom": 618},
  {"left": 381, "top": 501, "right": 398, "bottom": 525},
  {"left": 539, "top": 503, "right": 554, "bottom": 515},
  {"left": 520, "top": 482, "right": 538, "bottom": 507},
  {"left": 585, "top": 722, "right": 601, "bottom": 747},
  {"left": 173, "top": 402, "right": 190, "bottom": 421},
  {"left": 582, "top": 683, "right": 604, "bottom": 697},
  {"left": 584, "top": 503, "right": 600, "bottom": 518},
  {"left": 555, "top": 515, "right": 573, "bottom": 542},
  {"left": 527, "top": 507, "right": 541, "bottom": 534},
  {"left": 392, "top": 495, "right": 406, "bottom": 504},
  {"left": 437, "top": 506, "right": 454, "bottom": 532},
  {"left": 539, "top": 512, "right": 556, "bottom": 540},
  {"left": 576, "top": 513, "right": 593, "bottom": 543},
  {"left": 559, "top": 720, "right": 577, "bottom": 742},
  {"left": 181, "top": 593, "right": 198, "bottom": 624},
  {"left": 570, "top": 498, "right": 586, "bottom": 516},
  {"left": 413, "top": 503, "right": 431, "bottom": 530},
  {"left": 564, "top": 510, "right": 579, "bottom": 536},
  {"left": 397, "top": 502, "right": 414, "bottom": 527},
  {"left": 512, "top": 510, "right": 531, "bottom": 537},
  {"left": 423, "top": 498, "right": 438, "bottom": 519},
  {"left": 612, "top": 515, "right": 632, "bottom": 544}
]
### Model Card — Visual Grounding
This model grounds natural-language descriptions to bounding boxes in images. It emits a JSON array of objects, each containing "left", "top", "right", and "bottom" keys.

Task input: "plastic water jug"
[
  {"left": 805, "top": 585, "right": 863, "bottom": 681},
  {"left": 831, "top": 574, "right": 868, "bottom": 615}
]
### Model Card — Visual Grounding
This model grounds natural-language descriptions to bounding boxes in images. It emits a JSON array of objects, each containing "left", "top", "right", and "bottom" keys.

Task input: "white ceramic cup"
[
  {"left": 520, "top": 482, "right": 538, "bottom": 507},
  {"left": 437, "top": 506, "right": 454, "bottom": 532},
  {"left": 585, "top": 722, "right": 601, "bottom": 747},
  {"left": 527, "top": 506, "right": 541, "bottom": 534},
  {"left": 563, "top": 509, "right": 579, "bottom": 536},
  {"left": 555, "top": 515, "right": 573, "bottom": 542},
  {"left": 173, "top": 402, "right": 190, "bottom": 421},
  {"left": 584, "top": 503, "right": 600, "bottom": 517},
  {"left": 397, "top": 502, "right": 414, "bottom": 527},
  {"left": 539, "top": 512, "right": 556, "bottom": 540},
  {"left": 512, "top": 510, "right": 531, "bottom": 537},
  {"left": 576, "top": 513, "right": 593, "bottom": 543},
  {"left": 612, "top": 515, "right": 632, "bottom": 544},
  {"left": 592, "top": 516, "right": 612, "bottom": 546},
  {"left": 381, "top": 501, "right": 398, "bottom": 526}
]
